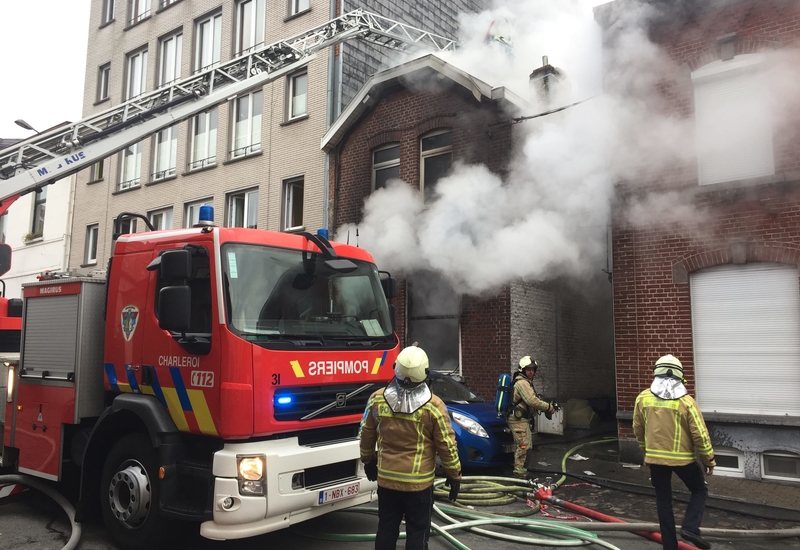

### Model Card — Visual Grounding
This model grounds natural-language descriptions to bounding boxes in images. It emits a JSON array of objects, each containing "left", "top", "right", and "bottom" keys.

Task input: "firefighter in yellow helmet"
[
  {"left": 359, "top": 344, "right": 461, "bottom": 550},
  {"left": 507, "top": 356, "right": 554, "bottom": 478},
  {"left": 633, "top": 354, "right": 716, "bottom": 550}
]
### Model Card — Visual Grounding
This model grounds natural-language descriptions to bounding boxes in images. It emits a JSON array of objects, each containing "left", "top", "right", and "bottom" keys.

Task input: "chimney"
[{"left": 529, "top": 55, "right": 563, "bottom": 104}]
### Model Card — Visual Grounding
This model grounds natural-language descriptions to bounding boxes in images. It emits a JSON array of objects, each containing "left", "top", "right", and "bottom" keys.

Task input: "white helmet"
[
  {"left": 395, "top": 345, "right": 429, "bottom": 383},
  {"left": 653, "top": 354, "right": 683, "bottom": 379}
]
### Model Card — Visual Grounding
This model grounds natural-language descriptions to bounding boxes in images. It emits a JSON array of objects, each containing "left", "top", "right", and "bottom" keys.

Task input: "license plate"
[
  {"left": 503, "top": 444, "right": 516, "bottom": 453},
  {"left": 318, "top": 482, "right": 360, "bottom": 505}
]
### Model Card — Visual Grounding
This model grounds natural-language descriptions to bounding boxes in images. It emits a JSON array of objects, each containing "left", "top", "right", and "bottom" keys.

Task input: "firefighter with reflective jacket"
[
  {"left": 633, "top": 354, "right": 716, "bottom": 550},
  {"left": 359, "top": 344, "right": 461, "bottom": 550},
  {"left": 507, "top": 356, "right": 555, "bottom": 478}
]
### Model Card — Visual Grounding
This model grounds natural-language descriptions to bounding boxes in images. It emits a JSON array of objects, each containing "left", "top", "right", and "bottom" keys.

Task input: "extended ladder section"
[{"left": 0, "top": 10, "right": 455, "bottom": 201}]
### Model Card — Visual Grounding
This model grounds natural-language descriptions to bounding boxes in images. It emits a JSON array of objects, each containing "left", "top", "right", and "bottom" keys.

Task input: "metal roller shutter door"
[{"left": 690, "top": 262, "right": 800, "bottom": 416}]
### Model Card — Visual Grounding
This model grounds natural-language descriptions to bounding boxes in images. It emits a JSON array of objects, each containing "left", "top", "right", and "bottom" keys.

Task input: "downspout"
[
  {"left": 62, "top": 173, "right": 77, "bottom": 272},
  {"left": 323, "top": 0, "right": 339, "bottom": 229}
]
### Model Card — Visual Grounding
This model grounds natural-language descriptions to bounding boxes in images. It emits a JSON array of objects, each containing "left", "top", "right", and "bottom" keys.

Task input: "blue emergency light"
[
  {"left": 276, "top": 396, "right": 293, "bottom": 405},
  {"left": 317, "top": 228, "right": 329, "bottom": 240},
  {"left": 199, "top": 205, "right": 214, "bottom": 223}
]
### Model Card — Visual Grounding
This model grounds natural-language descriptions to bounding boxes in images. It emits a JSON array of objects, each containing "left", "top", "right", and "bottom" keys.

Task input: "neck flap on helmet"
[
  {"left": 650, "top": 376, "right": 687, "bottom": 400},
  {"left": 384, "top": 378, "right": 431, "bottom": 414}
]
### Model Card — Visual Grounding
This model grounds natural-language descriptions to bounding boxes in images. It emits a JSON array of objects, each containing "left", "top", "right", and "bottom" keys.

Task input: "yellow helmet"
[
  {"left": 653, "top": 354, "right": 683, "bottom": 379},
  {"left": 395, "top": 345, "right": 429, "bottom": 383}
]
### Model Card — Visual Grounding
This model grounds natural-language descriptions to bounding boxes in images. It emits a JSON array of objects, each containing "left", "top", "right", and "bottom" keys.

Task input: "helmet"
[
  {"left": 395, "top": 345, "right": 429, "bottom": 383},
  {"left": 518, "top": 356, "right": 539, "bottom": 373},
  {"left": 653, "top": 354, "right": 683, "bottom": 379}
]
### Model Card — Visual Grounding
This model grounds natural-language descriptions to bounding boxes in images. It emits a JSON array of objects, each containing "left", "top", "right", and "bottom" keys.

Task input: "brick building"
[
  {"left": 322, "top": 54, "right": 616, "bottom": 404},
  {"left": 602, "top": 0, "right": 800, "bottom": 481}
]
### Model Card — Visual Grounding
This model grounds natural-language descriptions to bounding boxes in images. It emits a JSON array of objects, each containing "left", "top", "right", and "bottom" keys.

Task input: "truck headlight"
[
  {"left": 6, "top": 365, "right": 14, "bottom": 403},
  {"left": 238, "top": 455, "right": 265, "bottom": 495},
  {"left": 451, "top": 411, "right": 489, "bottom": 438}
]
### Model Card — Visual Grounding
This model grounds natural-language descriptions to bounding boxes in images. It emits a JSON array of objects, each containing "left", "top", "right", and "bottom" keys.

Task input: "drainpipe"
[
  {"left": 323, "top": 0, "right": 339, "bottom": 230},
  {"left": 61, "top": 173, "right": 76, "bottom": 272}
]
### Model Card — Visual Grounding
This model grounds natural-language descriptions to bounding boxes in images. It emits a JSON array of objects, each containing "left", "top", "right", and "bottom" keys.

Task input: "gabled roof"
[{"left": 321, "top": 54, "right": 530, "bottom": 152}]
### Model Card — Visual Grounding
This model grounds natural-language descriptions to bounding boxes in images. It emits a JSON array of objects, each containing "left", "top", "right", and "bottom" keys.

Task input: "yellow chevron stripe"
[
  {"left": 187, "top": 389, "right": 218, "bottom": 436},
  {"left": 117, "top": 383, "right": 132, "bottom": 393},
  {"left": 291, "top": 360, "right": 305, "bottom": 378},
  {"left": 141, "top": 386, "right": 155, "bottom": 396},
  {"left": 161, "top": 387, "right": 190, "bottom": 432},
  {"left": 372, "top": 357, "right": 382, "bottom": 375}
]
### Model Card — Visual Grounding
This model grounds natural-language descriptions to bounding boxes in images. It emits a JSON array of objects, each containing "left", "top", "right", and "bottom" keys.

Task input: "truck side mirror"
[
  {"left": 160, "top": 250, "right": 192, "bottom": 280},
  {"left": 158, "top": 286, "right": 191, "bottom": 332},
  {"left": 0, "top": 244, "right": 11, "bottom": 277},
  {"left": 381, "top": 276, "right": 397, "bottom": 299}
]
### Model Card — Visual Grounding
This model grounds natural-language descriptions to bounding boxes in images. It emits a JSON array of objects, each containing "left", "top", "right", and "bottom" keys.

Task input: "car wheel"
[{"left": 100, "top": 432, "right": 168, "bottom": 550}]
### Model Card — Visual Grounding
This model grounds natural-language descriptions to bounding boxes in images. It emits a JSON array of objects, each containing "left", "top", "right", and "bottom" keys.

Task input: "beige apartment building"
[{"left": 70, "top": 0, "right": 489, "bottom": 270}]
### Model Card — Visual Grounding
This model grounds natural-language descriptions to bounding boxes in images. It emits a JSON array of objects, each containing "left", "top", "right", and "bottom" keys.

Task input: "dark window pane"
[
  {"left": 375, "top": 165, "right": 400, "bottom": 190},
  {"left": 421, "top": 132, "right": 452, "bottom": 152},
  {"left": 374, "top": 145, "right": 400, "bottom": 165},
  {"left": 407, "top": 318, "right": 459, "bottom": 372},
  {"left": 423, "top": 152, "right": 452, "bottom": 202}
]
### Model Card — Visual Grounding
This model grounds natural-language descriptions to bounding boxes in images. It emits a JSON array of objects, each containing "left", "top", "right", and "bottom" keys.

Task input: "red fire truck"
[{"left": 0, "top": 10, "right": 455, "bottom": 550}]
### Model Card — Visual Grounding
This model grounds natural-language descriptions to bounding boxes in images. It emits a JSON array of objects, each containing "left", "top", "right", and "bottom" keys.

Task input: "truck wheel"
[{"left": 100, "top": 432, "right": 167, "bottom": 550}]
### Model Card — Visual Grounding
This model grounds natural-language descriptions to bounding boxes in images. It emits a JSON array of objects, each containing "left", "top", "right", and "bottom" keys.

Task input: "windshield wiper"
[{"left": 254, "top": 334, "right": 325, "bottom": 346}]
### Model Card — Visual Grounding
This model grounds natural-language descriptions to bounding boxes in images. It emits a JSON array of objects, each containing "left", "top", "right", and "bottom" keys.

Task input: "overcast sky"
[{"left": 0, "top": 0, "right": 609, "bottom": 141}]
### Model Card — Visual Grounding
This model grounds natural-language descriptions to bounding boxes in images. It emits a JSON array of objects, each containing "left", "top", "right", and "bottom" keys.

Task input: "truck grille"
[{"left": 273, "top": 383, "right": 382, "bottom": 422}]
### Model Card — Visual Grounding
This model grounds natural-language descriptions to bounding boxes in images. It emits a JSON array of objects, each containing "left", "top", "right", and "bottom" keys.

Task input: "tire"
[{"left": 100, "top": 432, "right": 168, "bottom": 550}]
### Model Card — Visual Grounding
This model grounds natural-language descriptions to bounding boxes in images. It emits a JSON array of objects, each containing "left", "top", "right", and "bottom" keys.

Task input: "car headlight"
[
  {"left": 238, "top": 455, "right": 265, "bottom": 495},
  {"left": 451, "top": 411, "right": 489, "bottom": 438}
]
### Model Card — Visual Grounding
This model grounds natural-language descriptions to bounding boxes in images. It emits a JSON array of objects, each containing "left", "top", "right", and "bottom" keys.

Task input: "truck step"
[{"left": 161, "top": 498, "right": 211, "bottom": 521}]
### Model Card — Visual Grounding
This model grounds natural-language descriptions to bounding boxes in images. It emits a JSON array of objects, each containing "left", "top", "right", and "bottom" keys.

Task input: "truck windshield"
[{"left": 222, "top": 243, "right": 394, "bottom": 345}]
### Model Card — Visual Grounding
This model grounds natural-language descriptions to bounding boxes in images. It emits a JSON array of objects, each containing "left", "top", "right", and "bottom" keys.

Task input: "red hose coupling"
[{"left": 533, "top": 486, "right": 552, "bottom": 500}]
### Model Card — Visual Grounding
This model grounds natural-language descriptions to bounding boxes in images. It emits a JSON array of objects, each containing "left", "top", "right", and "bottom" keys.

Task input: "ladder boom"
[{"left": 0, "top": 9, "right": 456, "bottom": 201}]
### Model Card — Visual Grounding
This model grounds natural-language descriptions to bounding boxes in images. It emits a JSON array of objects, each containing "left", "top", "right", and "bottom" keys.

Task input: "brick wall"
[{"left": 608, "top": 0, "right": 800, "bottom": 448}]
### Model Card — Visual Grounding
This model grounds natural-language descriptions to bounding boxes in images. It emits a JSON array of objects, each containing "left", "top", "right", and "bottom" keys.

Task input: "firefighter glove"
[
  {"left": 445, "top": 477, "right": 460, "bottom": 502},
  {"left": 364, "top": 460, "right": 378, "bottom": 482}
]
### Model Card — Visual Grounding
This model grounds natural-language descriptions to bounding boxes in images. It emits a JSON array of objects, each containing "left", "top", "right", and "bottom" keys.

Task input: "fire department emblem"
[{"left": 121, "top": 305, "right": 140, "bottom": 342}]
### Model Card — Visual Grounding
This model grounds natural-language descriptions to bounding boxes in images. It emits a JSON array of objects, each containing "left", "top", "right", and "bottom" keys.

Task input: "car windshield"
[
  {"left": 429, "top": 375, "right": 484, "bottom": 404},
  {"left": 222, "top": 243, "right": 394, "bottom": 346}
]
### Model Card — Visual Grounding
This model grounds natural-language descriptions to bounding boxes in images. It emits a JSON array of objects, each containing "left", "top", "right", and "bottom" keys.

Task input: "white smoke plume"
[{"left": 334, "top": 0, "right": 799, "bottom": 294}]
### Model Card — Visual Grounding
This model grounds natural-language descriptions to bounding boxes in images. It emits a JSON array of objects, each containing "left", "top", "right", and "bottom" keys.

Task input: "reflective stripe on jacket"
[
  {"left": 511, "top": 377, "right": 549, "bottom": 419},
  {"left": 359, "top": 388, "right": 461, "bottom": 492},
  {"left": 632, "top": 389, "right": 716, "bottom": 468}
]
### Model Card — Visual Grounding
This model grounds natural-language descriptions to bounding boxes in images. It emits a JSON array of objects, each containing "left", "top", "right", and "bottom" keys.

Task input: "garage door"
[{"left": 690, "top": 262, "right": 800, "bottom": 415}]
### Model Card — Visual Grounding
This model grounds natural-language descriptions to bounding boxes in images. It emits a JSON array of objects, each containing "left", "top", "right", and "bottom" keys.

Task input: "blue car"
[{"left": 428, "top": 371, "right": 515, "bottom": 468}]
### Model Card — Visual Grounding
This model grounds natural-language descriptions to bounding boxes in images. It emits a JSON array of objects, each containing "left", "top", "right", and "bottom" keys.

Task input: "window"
[
  {"left": 31, "top": 187, "right": 46, "bottom": 237},
  {"left": 90, "top": 160, "right": 104, "bottom": 182},
  {"left": 153, "top": 125, "right": 178, "bottom": 180},
  {"left": 372, "top": 144, "right": 400, "bottom": 190},
  {"left": 235, "top": 0, "right": 265, "bottom": 55},
  {"left": 154, "top": 245, "right": 213, "bottom": 338},
  {"left": 160, "top": 0, "right": 179, "bottom": 8},
  {"left": 128, "top": 0, "right": 151, "bottom": 25},
  {"left": 693, "top": 54, "right": 774, "bottom": 185},
  {"left": 288, "top": 72, "right": 307, "bottom": 120},
  {"left": 283, "top": 177, "right": 304, "bottom": 230},
  {"left": 148, "top": 207, "right": 173, "bottom": 230},
  {"left": 762, "top": 452, "right": 800, "bottom": 482},
  {"left": 189, "top": 108, "right": 218, "bottom": 170},
  {"left": 102, "top": 0, "right": 115, "bottom": 24},
  {"left": 711, "top": 447, "right": 744, "bottom": 478},
  {"left": 195, "top": 13, "right": 222, "bottom": 73},
  {"left": 0, "top": 213, "right": 7, "bottom": 243},
  {"left": 85, "top": 224, "right": 99, "bottom": 264},
  {"left": 420, "top": 130, "right": 452, "bottom": 203},
  {"left": 120, "top": 142, "right": 142, "bottom": 189},
  {"left": 231, "top": 91, "right": 262, "bottom": 158},
  {"left": 97, "top": 63, "right": 111, "bottom": 101},
  {"left": 126, "top": 49, "right": 148, "bottom": 100},
  {"left": 407, "top": 270, "right": 461, "bottom": 373},
  {"left": 289, "top": 0, "right": 310, "bottom": 16},
  {"left": 185, "top": 199, "right": 213, "bottom": 227},
  {"left": 116, "top": 217, "right": 138, "bottom": 235},
  {"left": 227, "top": 188, "right": 258, "bottom": 228},
  {"left": 158, "top": 32, "right": 183, "bottom": 87}
]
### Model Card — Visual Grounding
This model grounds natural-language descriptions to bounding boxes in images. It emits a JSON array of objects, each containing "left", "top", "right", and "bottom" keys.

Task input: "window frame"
[
  {"left": 419, "top": 129, "right": 453, "bottom": 203},
  {"left": 97, "top": 63, "right": 111, "bottom": 102},
  {"left": 235, "top": 0, "right": 266, "bottom": 56},
  {"left": 0, "top": 212, "right": 7, "bottom": 244},
  {"left": 710, "top": 447, "right": 745, "bottom": 478},
  {"left": 185, "top": 198, "right": 213, "bottom": 228},
  {"left": 762, "top": 452, "right": 800, "bottom": 482},
  {"left": 128, "top": 0, "right": 151, "bottom": 25},
  {"left": 194, "top": 12, "right": 222, "bottom": 73},
  {"left": 119, "top": 141, "right": 143, "bottom": 190},
  {"left": 89, "top": 160, "right": 104, "bottom": 182},
  {"left": 125, "top": 48, "right": 148, "bottom": 100},
  {"left": 85, "top": 224, "right": 99, "bottom": 265},
  {"left": 102, "top": 0, "right": 115, "bottom": 24},
  {"left": 372, "top": 143, "right": 400, "bottom": 191},
  {"left": 226, "top": 188, "right": 259, "bottom": 229},
  {"left": 230, "top": 91, "right": 262, "bottom": 158},
  {"left": 157, "top": 31, "right": 183, "bottom": 87},
  {"left": 289, "top": 0, "right": 310, "bottom": 17},
  {"left": 148, "top": 207, "right": 174, "bottom": 231},
  {"left": 282, "top": 176, "right": 304, "bottom": 231},
  {"left": 153, "top": 124, "right": 178, "bottom": 181},
  {"left": 287, "top": 71, "right": 308, "bottom": 120},
  {"left": 31, "top": 187, "right": 47, "bottom": 236},
  {"left": 188, "top": 108, "right": 218, "bottom": 170}
]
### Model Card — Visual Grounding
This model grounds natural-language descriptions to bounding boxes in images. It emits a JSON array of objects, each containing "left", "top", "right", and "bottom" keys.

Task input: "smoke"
[{"left": 335, "top": 0, "right": 798, "bottom": 295}]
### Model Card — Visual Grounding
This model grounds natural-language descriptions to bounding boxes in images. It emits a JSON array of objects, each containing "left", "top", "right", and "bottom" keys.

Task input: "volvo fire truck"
[{"left": 0, "top": 11, "right": 455, "bottom": 549}]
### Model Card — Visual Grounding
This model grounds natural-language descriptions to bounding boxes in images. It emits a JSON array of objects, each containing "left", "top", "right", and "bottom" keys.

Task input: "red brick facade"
[{"left": 607, "top": 0, "right": 800, "bottom": 458}]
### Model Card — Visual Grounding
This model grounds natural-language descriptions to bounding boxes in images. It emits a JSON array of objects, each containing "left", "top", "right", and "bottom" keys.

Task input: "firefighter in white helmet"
[
  {"left": 507, "top": 356, "right": 554, "bottom": 478},
  {"left": 633, "top": 354, "right": 716, "bottom": 550},
  {"left": 359, "top": 344, "right": 461, "bottom": 550}
]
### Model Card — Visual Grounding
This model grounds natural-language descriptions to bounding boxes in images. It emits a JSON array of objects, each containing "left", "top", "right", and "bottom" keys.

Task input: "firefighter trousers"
[
  {"left": 507, "top": 418, "right": 533, "bottom": 476},
  {"left": 375, "top": 486, "right": 434, "bottom": 550},
  {"left": 650, "top": 462, "right": 708, "bottom": 550}
]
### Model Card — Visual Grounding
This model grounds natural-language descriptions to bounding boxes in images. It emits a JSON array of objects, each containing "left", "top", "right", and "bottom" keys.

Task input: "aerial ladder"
[{"left": 0, "top": 10, "right": 456, "bottom": 214}]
